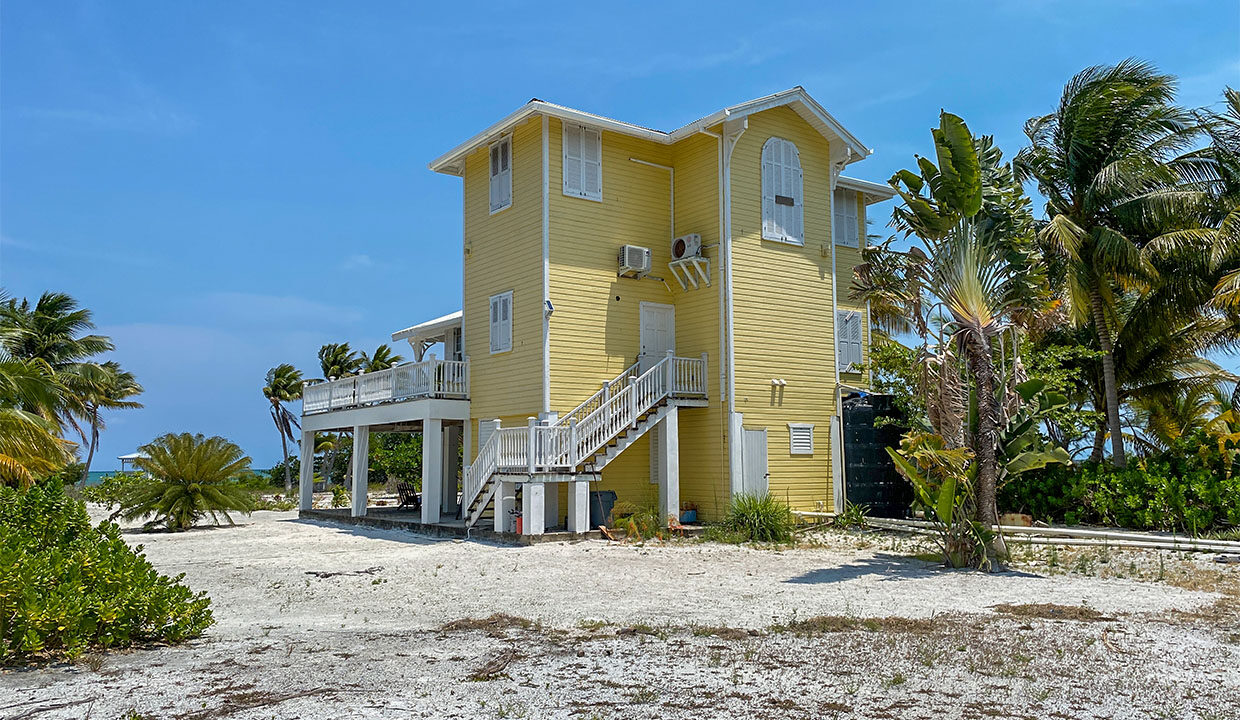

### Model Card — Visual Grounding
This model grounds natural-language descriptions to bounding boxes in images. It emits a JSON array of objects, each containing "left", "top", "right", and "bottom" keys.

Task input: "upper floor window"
[
  {"left": 836, "top": 309, "right": 863, "bottom": 372},
  {"left": 489, "top": 136, "right": 512, "bottom": 213},
  {"left": 761, "top": 137, "right": 804, "bottom": 245},
  {"left": 563, "top": 124, "right": 602, "bottom": 201},
  {"left": 833, "top": 188, "right": 859, "bottom": 247},
  {"left": 489, "top": 291, "right": 512, "bottom": 354}
]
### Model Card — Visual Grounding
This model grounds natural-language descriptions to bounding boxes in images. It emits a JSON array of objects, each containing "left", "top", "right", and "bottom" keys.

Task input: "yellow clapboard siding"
[
  {"left": 463, "top": 118, "right": 544, "bottom": 461},
  {"left": 730, "top": 105, "right": 838, "bottom": 512}
]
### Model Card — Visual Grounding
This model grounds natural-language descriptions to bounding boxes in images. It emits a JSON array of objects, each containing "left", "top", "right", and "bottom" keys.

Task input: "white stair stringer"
[{"left": 587, "top": 402, "right": 673, "bottom": 472}]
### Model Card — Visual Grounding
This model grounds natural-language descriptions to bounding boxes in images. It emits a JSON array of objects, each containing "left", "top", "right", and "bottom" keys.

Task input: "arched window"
[{"left": 761, "top": 137, "right": 804, "bottom": 245}]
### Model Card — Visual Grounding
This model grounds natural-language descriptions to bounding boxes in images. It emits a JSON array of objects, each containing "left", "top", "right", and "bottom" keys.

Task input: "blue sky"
[{"left": 2, "top": 1, "right": 1236, "bottom": 469}]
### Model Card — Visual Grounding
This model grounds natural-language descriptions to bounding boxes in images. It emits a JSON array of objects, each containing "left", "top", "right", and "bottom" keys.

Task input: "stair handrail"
[
  {"left": 462, "top": 425, "right": 500, "bottom": 514},
  {"left": 559, "top": 360, "right": 641, "bottom": 432}
]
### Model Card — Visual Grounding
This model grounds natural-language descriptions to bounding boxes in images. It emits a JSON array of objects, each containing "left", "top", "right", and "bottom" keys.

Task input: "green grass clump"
[
  {"left": 718, "top": 493, "right": 796, "bottom": 543},
  {"left": 0, "top": 480, "right": 214, "bottom": 665}
]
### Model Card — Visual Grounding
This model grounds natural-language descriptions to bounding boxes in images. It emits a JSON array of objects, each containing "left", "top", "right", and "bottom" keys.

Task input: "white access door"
[
  {"left": 741, "top": 428, "right": 769, "bottom": 496},
  {"left": 639, "top": 302, "right": 676, "bottom": 370}
]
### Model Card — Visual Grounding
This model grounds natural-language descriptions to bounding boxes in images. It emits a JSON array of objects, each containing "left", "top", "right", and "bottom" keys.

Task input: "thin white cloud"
[
  {"left": 341, "top": 254, "right": 373, "bottom": 270},
  {"left": 18, "top": 105, "right": 196, "bottom": 135}
]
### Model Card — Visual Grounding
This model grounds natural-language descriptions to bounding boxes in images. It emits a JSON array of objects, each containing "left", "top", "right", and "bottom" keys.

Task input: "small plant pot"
[{"left": 679, "top": 510, "right": 697, "bottom": 524}]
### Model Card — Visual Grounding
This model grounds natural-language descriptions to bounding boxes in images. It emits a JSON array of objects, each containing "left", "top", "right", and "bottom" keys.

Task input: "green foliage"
[
  {"left": 367, "top": 433, "right": 424, "bottom": 487},
  {"left": 610, "top": 501, "right": 666, "bottom": 542},
  {"left": 887, "top": 433, "right": 993, "bottom": 568},
  {"left": 122, "top": 433, "right": 254, "bottom": 531},
  {"left": 719, "top": 493, "right": 795, "bottom": 543},
  {"left": 867, "top": 342, "right": 926, "bottom": 429},
  {"left": 80, "top": 472, "right": 146, "bottom": 509},
  {"left": 833, "top": 501, "right": 870, "bottom": 529},
  {"left": 0, "top": 480, "right": 213, "bottom": 664},
  {"left": 1000, "top": 431, "right": 1240, "bottom": 534},
  {"left": 331, "top": 484, "right": 350, "bottom": 508}
]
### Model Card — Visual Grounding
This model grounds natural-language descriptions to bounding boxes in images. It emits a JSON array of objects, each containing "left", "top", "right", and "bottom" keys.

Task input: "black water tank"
[{"left": 843, "top": 394, "right": 912, "bottom": 518}]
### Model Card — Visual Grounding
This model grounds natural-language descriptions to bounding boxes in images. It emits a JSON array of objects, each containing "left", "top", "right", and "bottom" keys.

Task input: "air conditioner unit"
[
  {"left": 671, "top": 233, "right": 702, "bottom": 261},
  {"left": 618, "top": 245, "right": 652, "bottom": 277}
]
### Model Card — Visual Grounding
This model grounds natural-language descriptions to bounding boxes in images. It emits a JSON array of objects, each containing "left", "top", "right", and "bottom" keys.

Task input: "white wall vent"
[
  {"left": 788, "top": 423, "right": 815, "bottom": 455},
  {"left": 618, "top": 245, "right": 652, "bottom": 277},
  {"left": 671, "top": 233, "right": 702, "bottom": 261}
]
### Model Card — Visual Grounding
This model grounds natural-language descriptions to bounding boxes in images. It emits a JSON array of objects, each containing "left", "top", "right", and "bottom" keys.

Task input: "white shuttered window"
[
  {"left": 489, "top": 137, "right": 512, "bottom": 213},
  {"left": 761, "top": 137, "right": 804, "bottom": 245},
  {"left": 833, "top": 188, "right": 859, "bottom": 247},
  {"left": 563, "top": 124, "right": 602, "bottom": 201},
  {"left": 489, "top": 291, "right": 513, "bottom": 354},
  {"left": 836, "top": 310, "right": 864, "bottom": 371}
]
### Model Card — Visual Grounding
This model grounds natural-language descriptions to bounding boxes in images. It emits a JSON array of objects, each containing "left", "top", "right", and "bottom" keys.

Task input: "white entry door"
[
  {"left": 741, "top": 428, "right": 769, "bottom": 496},
  {"left": 639, "top": 302, "right": 676, "bottom": 359}
]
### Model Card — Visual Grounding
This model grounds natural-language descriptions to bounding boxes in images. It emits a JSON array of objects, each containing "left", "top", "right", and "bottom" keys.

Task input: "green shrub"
[
  {"left": 331, "top": 484, "right": 350, "bottom": 508},
  {"left": 1000, "top": 431, "right": 1240, "bottom": 535},
  {"left": 719, "top": 493, "right": 796, "bottom": 543},
  {"left": 0, "top": 480, "right": 213, "bottom": 665},
  {"left": 80, "top": 472, "right": 147, "bottom": 510}
]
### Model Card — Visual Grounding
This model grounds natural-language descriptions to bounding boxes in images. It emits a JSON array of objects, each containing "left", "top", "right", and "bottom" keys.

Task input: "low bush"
[
  {"left": 1000, "top": 431, "right": 1240, "bottom": 534},
  {"left": 331, "top": 484, "right": 350, "bottom": 508},
  {"left": 0, "top": 480, "right": 213, "bottom": 665},
  {"left": 80, "top": 472, "right": 147, "bottom": 512},
  {"left": 718, "top": 493, "right": 796, "bottom": 543}
]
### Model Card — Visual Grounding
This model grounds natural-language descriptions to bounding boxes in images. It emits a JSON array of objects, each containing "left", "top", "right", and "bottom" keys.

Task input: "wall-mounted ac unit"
[
  {"left": 671, "top": 233, "right": 702, "bottom": 261},
  {"left": 618, "top": 245, "right": 652, "bottom": 277}
]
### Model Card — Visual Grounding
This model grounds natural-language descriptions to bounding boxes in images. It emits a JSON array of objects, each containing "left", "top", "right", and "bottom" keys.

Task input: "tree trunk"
[
  {"left": 80, "top": 413, "right": 99, "bottom": 487},
  {"left": 1089, "top": 424, "right": 1106, "bottom": 464},
  {"left": 964, "top": 332, "right": 1006, "bottom": 568},
  {"left": 1089, "top": 287, "right": 1126, "bottom": 467},
  {"left": 270, "top": 406, "right": 293, "bottom": 494}
]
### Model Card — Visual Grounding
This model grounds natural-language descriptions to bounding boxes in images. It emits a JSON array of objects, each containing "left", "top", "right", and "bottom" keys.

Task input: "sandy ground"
[{"left": 2, "top": 510, "right": 1238, "bottom": 720}]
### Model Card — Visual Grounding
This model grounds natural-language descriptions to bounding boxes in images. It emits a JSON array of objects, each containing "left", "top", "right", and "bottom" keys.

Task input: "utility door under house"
[{"left": 741, "top": 428, "right": 769, "bottom": 496}]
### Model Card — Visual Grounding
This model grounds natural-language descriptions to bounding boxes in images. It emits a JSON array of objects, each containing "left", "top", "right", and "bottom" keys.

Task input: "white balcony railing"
[{"left": 302, "top": 358, "right": 469, "bottom": 414}]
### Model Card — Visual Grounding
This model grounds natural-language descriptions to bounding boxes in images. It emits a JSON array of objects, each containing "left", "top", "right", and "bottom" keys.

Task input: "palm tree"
[
  {"left": 0, "top": 356, "right": 74, "bottom": 487},
  {"left": 1015, "top": 59, "right": 1206, "bottom": 467},
  {"left": 263, "top": 364, "right": 304, "bottom": 493},
  {"left": 123, "top": 433, "right": 254, "bottom": 531},
  {"left": 360, "top": 344, "right": 404, "bottom": 373},
  {"left": 317, "top": 343, "right": 361, "bottom": 381},
  {"left": 73, "top": 361, "right": 143, "bottom": 486},
  {"left": 0, "top": 292, "right": 113, "bottom": 371}
]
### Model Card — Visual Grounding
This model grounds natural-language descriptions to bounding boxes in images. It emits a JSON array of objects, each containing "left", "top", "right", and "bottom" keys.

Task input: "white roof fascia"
[
  {"left": 391, "top": 310, "right": 463, "bottom": 343},
  {"left": 837, "top": 175, "right": 897, "bottom": 203},
  {"left": 429, "top": 88, "right": 874, "bottom": 176}
]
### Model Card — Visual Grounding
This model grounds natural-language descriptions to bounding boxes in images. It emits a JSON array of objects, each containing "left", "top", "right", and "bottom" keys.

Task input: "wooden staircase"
[{"left": 460, "top": 352, "right": 707, "bottom": 530}]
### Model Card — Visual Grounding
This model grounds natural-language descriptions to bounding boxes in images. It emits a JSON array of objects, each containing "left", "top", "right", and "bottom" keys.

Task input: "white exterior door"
[
  {"left": 741, "top": 428, "right": 769, "bottom": 496},
  {"left": 639, "top": 302, "right": 676, "bottom": 358}
]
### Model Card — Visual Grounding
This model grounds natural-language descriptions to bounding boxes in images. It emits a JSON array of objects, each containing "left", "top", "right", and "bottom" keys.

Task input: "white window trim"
[
  {"left": 836, "top": 309, "right": 863, "bottom": 372},
  {"left": 833, "top": 188, "right": 859, "bottom": 248},
  {"left": 489, "top": 291, "right": 513, "bottom": 354},
  {"left": 562, "top": 123, "right": 603, "bottom": 202},
  {"left": 761, "top": 136, "right": 805, "bottom": 246},
  {"left": 489, "top": 135, "right": 513, "bottom": 214},
  {"left": 788, "top": 423, "right": 815, "bottom": 455}
]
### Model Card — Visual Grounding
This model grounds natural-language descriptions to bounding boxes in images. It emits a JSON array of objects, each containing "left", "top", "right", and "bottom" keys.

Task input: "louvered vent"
[{"left": 788, "top": 423, "right": 814, "bottom": 455}]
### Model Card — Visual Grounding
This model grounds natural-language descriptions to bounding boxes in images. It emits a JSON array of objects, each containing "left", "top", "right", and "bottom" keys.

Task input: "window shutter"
[
  {"left": 489, "top": 292, "right": 512, "bottom": 353},
  {"left": 489, "top": 296, "right": 501, "bottom": 353},
  {"left": 834, "top": 189, "right": 859, "bottom": 248},
  {"left": 489, "top": 145, "right": 501, "bottom": 211},
  {"left": 788, "top": 423, "right": 814, "bottom": 455},
  {"left": 489, "top": 138, "right": 512, "bottom": 212},
  {"left": 762, "top": 138, "right": 803, "bottom": 244},
  {"left": 837, "top": 310, "right": 863, "bottom": 371},
  {"left": 582, "top": 127, "right": 601, "bottom": 199},
  {"left": 850, "top": 311, "right": 864, "bottom": 369},
  {"left": 563, "top": 124, "right": 583, "bottom": 196}
]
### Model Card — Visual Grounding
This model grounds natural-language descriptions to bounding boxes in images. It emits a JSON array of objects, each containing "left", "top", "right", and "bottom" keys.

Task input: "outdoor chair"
[{"left": 396, "top": 482, "right": 421, "bottom": 511}]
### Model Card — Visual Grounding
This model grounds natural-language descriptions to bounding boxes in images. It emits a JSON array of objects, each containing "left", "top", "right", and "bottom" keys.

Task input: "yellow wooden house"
[{"left": 298, "top": 87, "right": 893, "bottom": 535}]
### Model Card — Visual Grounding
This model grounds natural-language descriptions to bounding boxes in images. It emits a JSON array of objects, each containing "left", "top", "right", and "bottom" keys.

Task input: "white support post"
[
  {"left": 658, "top": 406, "right": 680, "bottom": 526},
  {"left": 527, "top": 417, "right": 537, "bottom": 473},
  {"left": 351, "top": 425, "right": 369, "bottom": 517},
  {"left": 523, "top": 482, "right": 546, "bottom": 535},
  {"left": 442, "top": 423, "right": 462, "bottom": 517},
  {"left": 496, "top": 481, "right": 517, "bottom": 533},
  {"left": 422, "top": 417, "right": 443, "bottom": 524},
  {"left": 567, "top": 480, "right": 590, "bottom": 533},
  {"left": 298, "top": 429, "right": 315, "bottom": 511},
  {"left": 568, "top": 418, "right": 579, "bottom": 467}
]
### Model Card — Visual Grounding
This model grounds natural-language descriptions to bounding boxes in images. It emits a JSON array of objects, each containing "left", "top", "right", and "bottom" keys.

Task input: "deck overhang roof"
[
  {"left": 429, "top": 87, "right": 874, "bottom": 176},
  {"left": 837, "top": 175, "right": 897, "bottom": 204},
  {"left": 391, "top": 310, "right": 462, "bottom": 345}
]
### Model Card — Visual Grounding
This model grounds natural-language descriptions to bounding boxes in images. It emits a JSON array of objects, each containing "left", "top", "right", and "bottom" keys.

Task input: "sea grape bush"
[
  {"left": 0, "top": 480, "right": 213, "bottom": 665},
  {"left": 1000, "top": 432, "right": 1240, "bottom": 534}
]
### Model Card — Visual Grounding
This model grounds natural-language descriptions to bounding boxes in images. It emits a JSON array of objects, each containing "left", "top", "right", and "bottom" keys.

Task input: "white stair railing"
[{"left": 459, "top": 353, "right": 708, "bottom": 523}]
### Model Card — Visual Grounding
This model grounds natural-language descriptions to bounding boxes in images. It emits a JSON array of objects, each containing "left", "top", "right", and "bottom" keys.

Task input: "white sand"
[{"left": 3, "top": 510, "right": 1237, "bottom": 719}]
